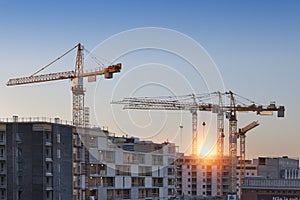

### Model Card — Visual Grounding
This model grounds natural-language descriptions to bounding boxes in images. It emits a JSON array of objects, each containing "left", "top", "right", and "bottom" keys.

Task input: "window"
[
  {"left": 168, "top": 146, "right": 176, "bottom": 154},
  {"left": 123, "top": 152, "right": 139, "bottom": 164},
  {"left": 0, "top": 148, "right": 4, "bottom": 158},
  {"left": 46, "top": 162, "right": 52, "bottom": 172},
  {"left": 46, "top": 131, "right": 52, "bottom": 141},
  {"left": 57, "top": 133, "right": 61, "bottom": 143},
  {"left": 152, "top": 155, "right": 163, "bottom": 165},
  {"left": 152, "top": 177, "right": 163, "bottom": 187},
  {"left": 0, "top": 132, "right": 5, "bottom": 142},
  {"left": 57, "top": 149, "right": 61, "bottom": 159},
  {"left": 99, "top": 151, "right": 115, "bottom": 163},
  {"left": 0, "top": 189, "right": 5, "bottom": 199},
  {"left": 0, "top": 176, "right": 5, "bottom": 186},
  {"left": 138, "top": 154, "right": 145, "bottom": 164},
  {"left": 139, "top": 166, "right": 152, "bottom": 176},
  {"left": 57, "top": 163, "right": 61, "bottom": 173},
  {"left": 0, "top": 162, "right": 5, "bottom": 173},
  {"left": 46, "top": 177, "right": 52, "bottom": 186},
  {"left": 46, "top": 147, "right": 52, "bottom": 157},
  {"left": 46, "top": 191, "right": 52, "bottom": 200},
  {"left": 18, "top": 176, "right": 23, "bottom": 185},
  {"left": 116, "top": 165, "right": 131, "bottom": 176}
]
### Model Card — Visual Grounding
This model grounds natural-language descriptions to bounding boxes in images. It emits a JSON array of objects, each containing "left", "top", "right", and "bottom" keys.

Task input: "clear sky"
[{"left": 0, "top": 0, "right": 299, "bottom": 159}]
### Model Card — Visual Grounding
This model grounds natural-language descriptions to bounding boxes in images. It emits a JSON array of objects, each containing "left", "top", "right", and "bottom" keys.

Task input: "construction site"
[{"left": 1, "top": 43, "right": 299, "bottom": 200}]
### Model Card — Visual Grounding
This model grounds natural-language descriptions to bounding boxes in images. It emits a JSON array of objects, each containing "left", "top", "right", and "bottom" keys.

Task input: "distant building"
[
  {"left": 241, "top": 177, "right": 300, "bottom": 200},
  {"left": 253, "top": 156, "right": 300, "bottom": 179},
  {"left": 241, "top": 156, "right": 300, "bottom": 200}
]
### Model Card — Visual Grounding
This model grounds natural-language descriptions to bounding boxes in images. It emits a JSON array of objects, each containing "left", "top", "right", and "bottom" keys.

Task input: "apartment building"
[
  {"left": 0, "top": 116, "right": 178, "bottom": 200},
  {"left": 0, "top": 116, "right": 74, "bottom": 200},
  {"left": 176, "top": 155, "right": 230, "bottom": 198},
  {"left": 85, "top": 134, "right": 178, "bottom": 199},
  {"left": 176, "top": 156, "right": 259, "bottom": 199}
]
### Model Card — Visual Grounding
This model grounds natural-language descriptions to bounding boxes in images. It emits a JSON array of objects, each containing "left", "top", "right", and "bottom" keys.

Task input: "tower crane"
[
  {"left": 112, "top": 92, "right": 222, "bottom": 155},
  {"left": 237, "top": 121, "right": 259, "bottom": 195},
  {"left": 225, "top": 91, "right": 284, "bottom": 196},
  {"left": 112, "top": 91, "right": 285, "bottom": 197},
  {"left": 7, "top": 43, "right": 122, "bottom": 127}
]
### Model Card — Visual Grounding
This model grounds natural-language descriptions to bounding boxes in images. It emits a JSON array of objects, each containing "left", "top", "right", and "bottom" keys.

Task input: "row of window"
[{"left": 99, "top": 151, "right": 170, "bottom": 166}]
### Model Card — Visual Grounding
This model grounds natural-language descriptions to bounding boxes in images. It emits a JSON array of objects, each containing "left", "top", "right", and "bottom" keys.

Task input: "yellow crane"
[
  {"left": 225, "top": 91, "right": 284, "bottom": 197},
  {"left": 237, "top": 121, "right": 259, "bottom": 194},
  {"left": 7, "top": 43, "right": 122, "bottom": 127}
]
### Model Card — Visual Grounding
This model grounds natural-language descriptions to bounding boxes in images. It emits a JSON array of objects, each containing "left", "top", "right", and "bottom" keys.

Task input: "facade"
[
  {"left": 0, "top": 116, "right": 178, "bottom": 200},
  {"left": 177, "top": 156, "right": 300, "bottom": 199},
  {"left": 85, "top": 134, "right": 178, "bottom": 199},
  {"left": 176, "top": 156, "right": 259, "bottom": 199},
  {"left": 253, "top": 156, "right": 299, "bottom": 179},
  {"left": 176, "top": 155, "right": 230, "bottom": 199},
  {"left": 0, "top": 116, "right": 74, "bottom": 200},
  {"left": 241, "top": 157, "right": 300, "bottom": 200},
  {"left": 241, "top": 177, "right": 300, "bottom": 200},
  {"left": 2, "top": 116, "right": 299, "bottom": 200},
  {"left": 236, "top": 160, "right": 258, "bottom": 199}
]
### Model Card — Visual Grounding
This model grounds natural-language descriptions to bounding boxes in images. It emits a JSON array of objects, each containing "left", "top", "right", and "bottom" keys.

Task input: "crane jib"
[
  {"left": 6, "top": 71, "right": 76, "bottom": 86},
  {"left": 6, "top": 63, "right": 122, "bottom": 86}
]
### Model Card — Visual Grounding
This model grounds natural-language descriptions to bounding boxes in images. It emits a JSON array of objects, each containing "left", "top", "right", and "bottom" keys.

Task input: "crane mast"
[
  {"left": 191, "top": 94, "right": 198, "bottom": 155},
  {"left": 238, "top": 121, "right": 259, "bottom": 190},
  {"left": 228, "top": 91, "right": 238, "bottom": 194},
  {"left": 72, "top": 43, "right": 85, "bottom": 126},
  {"left": 216, "top": 91, "right": 224, "bottom": 195},
  {"left": 217, "top": 91, "right": 225, "bottom": 158}
]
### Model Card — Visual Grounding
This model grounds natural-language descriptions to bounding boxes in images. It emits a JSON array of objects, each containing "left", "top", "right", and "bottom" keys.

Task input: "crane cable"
[
  {"left": 84, "top": 48, "right": 109, "bottom": 68},
  {"left": 30, "top": 44, "right": 78, "bottom": 77}
]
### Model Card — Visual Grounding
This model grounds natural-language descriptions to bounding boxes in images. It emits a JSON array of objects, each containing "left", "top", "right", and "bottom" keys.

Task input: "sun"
[{"left": 198, "top": 142, "right": 217, "bottom": 158}]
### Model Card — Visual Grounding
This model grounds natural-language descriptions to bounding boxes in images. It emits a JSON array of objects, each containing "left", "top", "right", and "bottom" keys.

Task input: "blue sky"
[{"left": 0, "top": 1, "right": 299, "bottom": 159}]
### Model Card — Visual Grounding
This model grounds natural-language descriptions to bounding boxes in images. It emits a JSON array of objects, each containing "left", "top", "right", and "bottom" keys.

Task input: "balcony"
[
  {"left": 45, "top": 157, "right": 53, "bottom": 162},
  {"left": 46, "top": 186, "right": 53, "bottom": 191},
  {"left": 45, "top": 172, "right": 53, "bottom": 176}
]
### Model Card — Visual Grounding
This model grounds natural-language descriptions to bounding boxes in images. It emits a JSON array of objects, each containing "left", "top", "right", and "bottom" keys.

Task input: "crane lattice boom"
[{"left": 7, "top": 64, "right": 121, "bottom": 86}]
